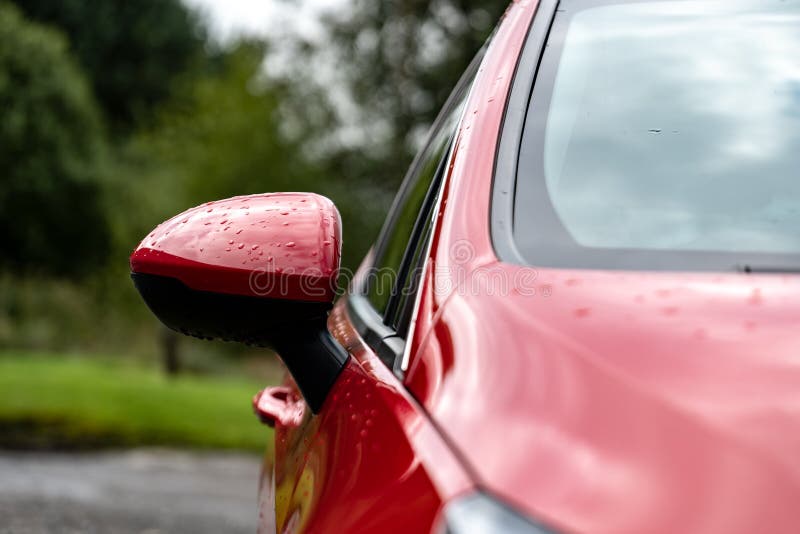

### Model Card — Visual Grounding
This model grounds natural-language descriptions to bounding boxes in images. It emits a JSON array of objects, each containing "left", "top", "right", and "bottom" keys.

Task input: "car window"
[
  {"left": 513, "top": 0, "right": 800, "bottom": 272},
  {"left": 365, "top": 66, "right": 474, "bottom": 315}
]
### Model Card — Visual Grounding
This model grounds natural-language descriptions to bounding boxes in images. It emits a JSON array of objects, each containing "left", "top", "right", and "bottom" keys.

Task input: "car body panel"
[
  {"left": 259, "top": 297, "right": 474, "bottom": 533},
  {"left": 410, "top": 265, "right": 800, "bottom": 533},
  {"left": 400, "top": 0, "right": 800, "bottom": 532}
]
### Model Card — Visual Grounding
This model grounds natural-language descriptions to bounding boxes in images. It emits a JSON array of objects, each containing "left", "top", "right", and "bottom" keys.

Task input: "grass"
[{"left": 0, "top": 352, "right": 277, "bottom": 452}]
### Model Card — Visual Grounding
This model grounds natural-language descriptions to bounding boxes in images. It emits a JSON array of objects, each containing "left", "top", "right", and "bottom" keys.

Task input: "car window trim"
[
  {"left": 364, "top": 47, "right": 487, "bottom": 313},
  {"left": 350, "top": 46, "right": 487, "bottom": 375},
  {"left": 384, "top": 147, "right": 450, "bottom": 328},
  {"left": 490, "top": 0, "right": 559, "bottom": 265}
]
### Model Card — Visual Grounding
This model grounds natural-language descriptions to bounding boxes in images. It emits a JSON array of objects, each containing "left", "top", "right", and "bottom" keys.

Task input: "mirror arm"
[{"left": 272, "top": 319, "right": 349, "bottom": 414}]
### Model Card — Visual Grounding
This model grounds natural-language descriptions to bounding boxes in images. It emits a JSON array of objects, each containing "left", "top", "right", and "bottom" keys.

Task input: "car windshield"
[{"left": 514, "top": 0, "right": 800, "bottom": 271}]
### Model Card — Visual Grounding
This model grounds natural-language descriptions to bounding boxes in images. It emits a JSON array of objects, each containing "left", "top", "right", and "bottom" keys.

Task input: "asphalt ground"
[{"left": 0, "top": 449, "right": 261, "bottom": 533}]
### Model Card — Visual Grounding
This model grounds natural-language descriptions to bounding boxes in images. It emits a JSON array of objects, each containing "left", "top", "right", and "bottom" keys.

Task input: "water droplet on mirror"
[
  {"left": 238, "top": 243, "right": 245, "bottom": 249},
  {"left": 285, "top": 242, "right": 296, "bottom": 248}
]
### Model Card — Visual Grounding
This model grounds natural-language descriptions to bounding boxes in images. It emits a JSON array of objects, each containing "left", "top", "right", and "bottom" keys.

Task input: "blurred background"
[{"left": 0, "top": 0, "right": 504, "bottom": 530}]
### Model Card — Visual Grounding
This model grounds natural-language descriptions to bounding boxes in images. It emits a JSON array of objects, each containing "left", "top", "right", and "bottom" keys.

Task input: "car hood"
[{"left": 409, "top": 265, "right": 800, "bottom": 534}]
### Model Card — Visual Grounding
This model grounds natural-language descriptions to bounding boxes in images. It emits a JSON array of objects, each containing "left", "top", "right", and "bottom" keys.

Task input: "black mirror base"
[{"left": 131, "top": 272, "right": 348, "bottom": 412}]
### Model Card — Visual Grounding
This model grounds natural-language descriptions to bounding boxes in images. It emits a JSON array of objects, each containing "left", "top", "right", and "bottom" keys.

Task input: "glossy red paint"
[
  {"left": 130, "top": 193, "right": 341, "bottom": 302},
  {"left": 257, "top": 298, "right": 474, "bottom": 534},
  {"left": 400, "top": 1, "right": 800, "bottom": 533}
]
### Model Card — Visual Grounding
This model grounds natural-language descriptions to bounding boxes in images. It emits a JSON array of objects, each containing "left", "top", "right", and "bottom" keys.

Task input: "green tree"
[
  {"left": 119, "top": 41, "right": 384, "bottom": 270},
  {"left": 0, "top": 2, "right": 110, "bottom": 278},
  {"left": 12, "top": 0, "right": 207, "bottom": 131}
]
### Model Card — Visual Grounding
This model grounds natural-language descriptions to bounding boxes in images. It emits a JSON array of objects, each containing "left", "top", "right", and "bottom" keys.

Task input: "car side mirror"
[{"left": 130, "top": 192, "right": 348, "bottom": 412}]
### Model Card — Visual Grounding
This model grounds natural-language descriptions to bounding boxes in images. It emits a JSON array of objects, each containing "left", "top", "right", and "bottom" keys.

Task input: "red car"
[{"left": 130, "top": 0, "right": 800, "bottom": 532}]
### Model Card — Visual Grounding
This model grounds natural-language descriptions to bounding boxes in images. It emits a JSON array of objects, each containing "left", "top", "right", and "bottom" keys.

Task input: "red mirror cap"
[{"left": 130, "top": 193, "right": 342, "bottom": 303}]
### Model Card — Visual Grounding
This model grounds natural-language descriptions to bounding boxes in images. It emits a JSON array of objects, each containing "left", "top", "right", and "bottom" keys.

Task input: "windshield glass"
[{"left": 515, "top": 0, "right": 800, "bottom": 271}]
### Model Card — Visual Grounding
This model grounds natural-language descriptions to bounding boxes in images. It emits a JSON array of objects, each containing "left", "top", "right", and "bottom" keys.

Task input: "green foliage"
[
  {"left": 0, "top": 352, "right": 275, "bottom": 451},
  {"left": 118, "top": 41, "right": 385, "bottom": 270},
  {"left": 12, "top": 0, "right": 207, "bottom": 131},
  {"left": 0, "top": 2, "right": 110, "bottom": 278}
]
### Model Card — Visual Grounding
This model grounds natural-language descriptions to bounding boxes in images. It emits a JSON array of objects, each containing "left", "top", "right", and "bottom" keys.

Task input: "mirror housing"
[{"left": 130, "top": 192, "right": 348, "bottom": 412}]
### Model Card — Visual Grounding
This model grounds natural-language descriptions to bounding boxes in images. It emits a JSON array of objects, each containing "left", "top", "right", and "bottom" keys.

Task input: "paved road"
[{"left": 0, "top": 449, "right": 262, "bottom": 534}]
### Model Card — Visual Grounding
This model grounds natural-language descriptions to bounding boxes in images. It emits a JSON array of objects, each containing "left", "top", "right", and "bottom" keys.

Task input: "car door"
[{"left": 256, "top": 53, "right": 482, "bottom": 534}]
